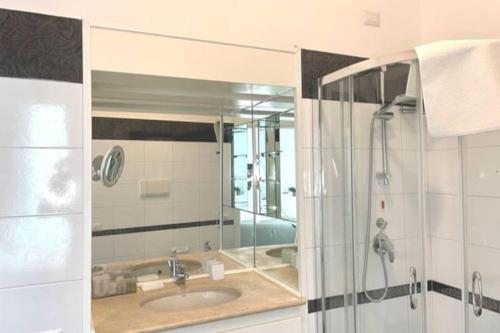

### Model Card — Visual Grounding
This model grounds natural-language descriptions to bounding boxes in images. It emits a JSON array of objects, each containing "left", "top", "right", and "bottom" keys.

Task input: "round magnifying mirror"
[{"left": 101, "top": 145, "right": 125, "bottom": 187}]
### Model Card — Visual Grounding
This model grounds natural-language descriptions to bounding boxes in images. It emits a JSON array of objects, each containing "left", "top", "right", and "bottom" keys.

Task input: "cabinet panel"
[{"left": 221, "top": 317, "right": 301, "bottom": 333}]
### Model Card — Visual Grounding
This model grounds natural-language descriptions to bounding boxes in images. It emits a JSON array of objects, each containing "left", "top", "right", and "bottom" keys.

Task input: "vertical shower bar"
[
  {"left": 415, "top": 60, "right": 429, "bottom": 332},
  {"left": 219, "top": 114, "right": 224, "bottom": 250},
  {"left": 252, "top": 104, "right": 258, "bottom": 267},
  {"left": 459, "top": 136, "right": 469, "bottom": 333},
  {"left": 347, "top": 75, "right": 359, "bottom": 333},
  {"left": 317, "top": 78, "right": 327, "bottom": 333},
  {"left": 379, "top": 67, "right": 390, "bottom": 185}
]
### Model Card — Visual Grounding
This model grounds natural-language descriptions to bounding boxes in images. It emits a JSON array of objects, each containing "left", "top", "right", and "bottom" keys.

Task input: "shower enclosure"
[{"left": 316, "top": 52, "right": 427, "bottom": 333}]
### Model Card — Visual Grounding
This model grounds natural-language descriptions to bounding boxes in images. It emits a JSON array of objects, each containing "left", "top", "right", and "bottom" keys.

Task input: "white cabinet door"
[{"left": 222, "top": 317, "right": 301, "bottom": 333}]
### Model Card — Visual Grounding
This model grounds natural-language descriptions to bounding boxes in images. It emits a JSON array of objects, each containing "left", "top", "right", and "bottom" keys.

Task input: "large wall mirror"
[{"left": 90, "top": 72, "right": 298, "bottom": 296}]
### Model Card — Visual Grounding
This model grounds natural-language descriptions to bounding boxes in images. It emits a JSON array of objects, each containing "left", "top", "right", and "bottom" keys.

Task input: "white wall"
[
  {"left": 420, "top": 0, "right": 500, "bottom": 43},
  {"left": 1, "top": 0, "right": 421, "bottom": 58},
  {"left": 90, "top": 27, "right": 297, "bottom": 87}
]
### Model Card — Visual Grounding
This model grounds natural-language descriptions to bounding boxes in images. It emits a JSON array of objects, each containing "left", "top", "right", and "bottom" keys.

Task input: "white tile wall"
[
  {"left": 0, "top": 77, "right": 84, "bottom": 333},
  {"left": 426, "top": 130, "right": 500, "bottom": 330},
  {"left": 426, "top": 133, "right": 465, "bottom": 333},
  {"left": 0, "top": 148, "right": 83, "bottom": 217},
  {"left": 430, "top": 293, "right": 464, "bottom": 333},
  {"left": 304, "top": 91, "right": 500, "bottom": 332},
  {"left": 462, "top": 129, "right": 500, "bottom": 331},
  {"left": 91, "top": 140, "right": 223, "bottom": 263},
  {"left": 0, "top": 280, "right": 83, "bottom": 333},
  {"left": 358, "top": 297, "right": 410, "bottom": 333},
  {"left": 0, "top": 214, "right": 83, "bottom": 289},
  {"left": 0, "top": 77, "right": 83, "bottom": 148},
  {"left": 302, "top": 97, "right": 426, "bottom": 333}
]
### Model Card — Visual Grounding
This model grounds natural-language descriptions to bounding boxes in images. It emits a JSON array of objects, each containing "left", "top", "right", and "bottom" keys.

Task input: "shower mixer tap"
[
  {"left": 373, "top": 218, "right": 395, "bottom": 263},
  {"left": 373, "top": 233, "right": 395, "bottom": 263}
]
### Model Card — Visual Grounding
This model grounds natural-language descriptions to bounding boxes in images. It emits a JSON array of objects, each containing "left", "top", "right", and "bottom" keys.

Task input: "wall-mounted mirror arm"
[{"left": 92, "top": 145, "right": 125, "bottom": 187}]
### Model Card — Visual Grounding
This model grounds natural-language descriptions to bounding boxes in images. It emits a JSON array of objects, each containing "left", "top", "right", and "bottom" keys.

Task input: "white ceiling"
[{"left": 92, "top": 71, "right": 295, "bottom": 117}]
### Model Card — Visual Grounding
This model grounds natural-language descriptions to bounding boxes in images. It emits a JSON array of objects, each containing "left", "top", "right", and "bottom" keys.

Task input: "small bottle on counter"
[
  {"left": 116, "top": 276, "right": 127, "bottom": 294},
  {"left": 92, "top": 272, "right": 110, "bottom": 298}
]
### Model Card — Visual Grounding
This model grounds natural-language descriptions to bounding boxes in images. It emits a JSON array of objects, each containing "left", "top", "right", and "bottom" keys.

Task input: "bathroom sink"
[
  {"left": 266, "top": 246, "right": 297, "bottom": 258},
  {"left": 131, "top": 259, "right": 202, "bottom": 277},
  {"left": 142, "top": 288, "right": 241, "bottom": 311}
]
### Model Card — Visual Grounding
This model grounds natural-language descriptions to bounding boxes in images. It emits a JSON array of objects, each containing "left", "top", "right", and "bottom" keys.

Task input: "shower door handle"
[
  {"left": 472, "top": 271, "right": 483, "bottom": 317},
  {"left": 409, "top": 266, "right": 417, "bottom": 310}
]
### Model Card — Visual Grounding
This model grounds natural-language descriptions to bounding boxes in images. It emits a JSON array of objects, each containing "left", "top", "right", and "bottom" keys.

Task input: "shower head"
[
  {"left": 393, "top": 94, "right": 416, "bottom": 106},
  {"left": 393, "top": 94, "right": 417, "bottom": 109},
  {"left": 374, "top": 94, "right": 417, "bottom": 117},
  {"left": 373, "top": 111, "right": 394, "bottom": 121}
]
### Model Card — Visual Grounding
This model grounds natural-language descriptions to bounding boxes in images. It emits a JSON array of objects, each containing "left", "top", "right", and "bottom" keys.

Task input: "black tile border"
[
  {"left": 308, "top": 280, "right": 500, "bottom": 315},
  {"left": 468, "top": 291, "right": 500, "bottom": 314},
  {"left": 308, "top": 282, "right": 422, "bottom": 313},
  {"left": 0, "top": 9, "right": 82, "bottom": 83},
  {"left": 93, "top": 117, "right": 233, "bottom": 142},
  {"left": 428, "top": 280, "right": 462, "bottom": 300},
  {"left": 92, "top": 219, "right": 234, "bottom": 237}
]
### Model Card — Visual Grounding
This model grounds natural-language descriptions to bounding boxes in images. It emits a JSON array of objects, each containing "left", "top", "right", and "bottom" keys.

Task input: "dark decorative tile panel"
[
  {"left": 302, "top": 49, "right": 411, "bottom": 104},
  {"left": 92, "top": 219, "right": 233, "bottom": 237},
  {"left": 93, "top": 117, "right": 233, "bottom": 142},
  {"left": 301, "top": 49, "right": 365, "bottom": 99},
  {"left": 0, "top": 9, "right": 82, "bottom": 83}
]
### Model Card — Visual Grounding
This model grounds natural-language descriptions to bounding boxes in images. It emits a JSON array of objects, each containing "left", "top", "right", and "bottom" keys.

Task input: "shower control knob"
[{"left": 376, "top": 217, "right": 387, "bottom": 230}]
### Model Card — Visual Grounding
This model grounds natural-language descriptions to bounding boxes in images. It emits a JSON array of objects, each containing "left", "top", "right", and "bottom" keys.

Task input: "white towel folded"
[{"left": 416, "top": 39, "right": 500, "bottom": 137}]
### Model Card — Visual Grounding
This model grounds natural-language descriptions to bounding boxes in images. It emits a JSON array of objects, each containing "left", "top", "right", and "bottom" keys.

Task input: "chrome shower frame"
[{"left": 317, "top": 50, "right": 427, "bottom": 333}]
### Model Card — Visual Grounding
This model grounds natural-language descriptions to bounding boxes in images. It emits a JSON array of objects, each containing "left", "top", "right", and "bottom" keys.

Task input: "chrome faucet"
[
  {"left": 373, "top": 218, "right": 395, "bottom": 263},
  {"left": 167, "top": 256, "right": 189, "bottom": 285}
]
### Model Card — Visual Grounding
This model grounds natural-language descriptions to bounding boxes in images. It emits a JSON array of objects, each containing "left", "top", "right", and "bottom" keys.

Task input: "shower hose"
[{"left": 362, "top": 116, "right": 389, "bottom": 303}]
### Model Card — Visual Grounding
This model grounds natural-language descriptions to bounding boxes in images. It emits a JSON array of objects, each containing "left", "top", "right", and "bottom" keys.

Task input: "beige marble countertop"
[
  {"left": 100, "top": 251, "right": 243, "bottom": 278},
  {"left": 92, "top": 271, "right": 305, "bottom": 333},
  {"left": 223, "top": 243, "right": 297, "bottom": 267},
  {"left": 261, "top": 266, "right": 299, "bottom": 290},
  {"left": 222, "top": 244, "right": 298, "bottom": 290}
]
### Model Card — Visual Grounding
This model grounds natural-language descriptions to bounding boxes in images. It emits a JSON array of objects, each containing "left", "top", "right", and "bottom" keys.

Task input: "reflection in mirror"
[
  {"left": 221, "top": 109, "right": 298, "bottom": 290},
  {"left": 92, "top": 145, "right": 125, "bottom": 187},
  {"left": 90, "top": 71, "right": 298, "bottom": 298},
  {"left": 232, "top": 123, "right": 253, "bottom": 213},
  {"left": 257, "top": 111, "right": 296, "bottom": 221}
]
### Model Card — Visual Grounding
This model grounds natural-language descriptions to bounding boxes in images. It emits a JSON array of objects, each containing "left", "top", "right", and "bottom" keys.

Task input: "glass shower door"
[
  {"left": 462, "top": 131, "right": 500, "bottom": 332},
  {"left": 318, "top": 60, "right": 426, "bottom": 333},
  {"left": 319, "top": 76, "right": 355, "bottom": 333}
]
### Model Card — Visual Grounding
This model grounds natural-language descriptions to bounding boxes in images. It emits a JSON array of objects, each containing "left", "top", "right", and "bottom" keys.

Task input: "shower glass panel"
[
  {"left": 318, "top": 59, "right": 426, "bottom": 333},
  {"left": 319, "top": 76, "right": 355, "bottom": 333},
  {"left": 462, "top": 131, "right": 500, "bottom": 332}
]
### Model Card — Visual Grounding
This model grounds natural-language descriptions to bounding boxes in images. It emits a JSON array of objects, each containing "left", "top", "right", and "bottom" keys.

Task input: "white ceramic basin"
[{"left": 142, "top": 288, "right": 241, "bottom": 311}]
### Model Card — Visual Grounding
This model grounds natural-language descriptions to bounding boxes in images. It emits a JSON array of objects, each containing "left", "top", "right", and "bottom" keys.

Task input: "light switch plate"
[
  {"left": 363, "top": 10, "right": 380, "bottom": 27},
  {"left": 139, "top": 178, "right": 170, "bottom": 197}
]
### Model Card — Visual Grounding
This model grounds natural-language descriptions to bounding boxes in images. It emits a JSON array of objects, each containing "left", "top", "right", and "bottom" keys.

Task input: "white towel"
[{"left": 415, "top": 39, "right": 500, "bottom": 137}]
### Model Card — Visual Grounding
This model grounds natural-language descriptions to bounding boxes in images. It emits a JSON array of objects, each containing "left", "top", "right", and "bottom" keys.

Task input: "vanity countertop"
[{"left": 92, "top": 271, "right": 305, "bottom": 333}]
